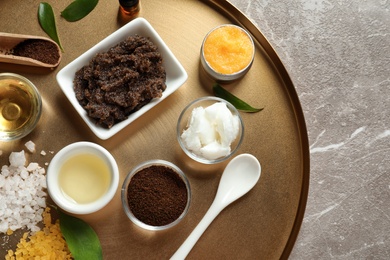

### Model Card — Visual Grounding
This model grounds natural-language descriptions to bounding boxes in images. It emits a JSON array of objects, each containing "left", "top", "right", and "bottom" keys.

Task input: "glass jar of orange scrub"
[{"left": 200, "top": 24, "right": 255, "bottom": 82}]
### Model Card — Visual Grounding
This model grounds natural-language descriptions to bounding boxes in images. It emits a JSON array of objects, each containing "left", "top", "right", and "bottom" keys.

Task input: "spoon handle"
[{"left": 170, "top": 201, "right": 224, "bottom": 260}]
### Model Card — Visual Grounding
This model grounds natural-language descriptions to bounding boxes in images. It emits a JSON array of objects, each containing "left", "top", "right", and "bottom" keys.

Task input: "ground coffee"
[
  {"left": 12, "top": 39, "right": 60, "bottom": 65},
  {"left": 127, "top": 165, "right": 188, "bottom": 227}
]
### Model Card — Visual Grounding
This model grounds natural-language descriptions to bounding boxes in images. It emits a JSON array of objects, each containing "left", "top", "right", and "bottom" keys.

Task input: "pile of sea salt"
[{"left": 0, "top": 150, "right": 47, "bottom": 233}]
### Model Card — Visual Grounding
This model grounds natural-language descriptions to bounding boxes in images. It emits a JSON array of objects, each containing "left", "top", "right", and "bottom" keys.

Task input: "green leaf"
[
  {"left": 61, "top": 0, "right": 99, "bottom": 22},
  {"left": 59, "top": 210, "right": 103, "bottom": 260},
  {"left": 213, "top": 83, "right": 263, "bottom": 113},
  {"left": 38, "top": 2, "right": 64, "bottom": 51}
]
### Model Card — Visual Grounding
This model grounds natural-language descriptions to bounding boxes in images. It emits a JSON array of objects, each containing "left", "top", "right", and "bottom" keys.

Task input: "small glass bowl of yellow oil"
[
  {"left": 0, "top": 73, "right": 42, "bottom": 141},
  {"left": 47, "top": 142, "right": 119, "bottom": 215}
]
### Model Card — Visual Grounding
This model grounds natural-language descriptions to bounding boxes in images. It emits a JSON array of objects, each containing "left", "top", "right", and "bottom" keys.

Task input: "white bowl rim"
[{"left": 47, "top": 141, "right": 119, "bottom": 215}]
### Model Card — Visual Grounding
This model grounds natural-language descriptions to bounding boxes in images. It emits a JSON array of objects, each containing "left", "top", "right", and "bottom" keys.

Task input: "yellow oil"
[
  {"left": 59, "top": 153, "right": 111, "bottom": 204},
  {"left": 0, "top": 78, "right": 35, "bottom": 133}
]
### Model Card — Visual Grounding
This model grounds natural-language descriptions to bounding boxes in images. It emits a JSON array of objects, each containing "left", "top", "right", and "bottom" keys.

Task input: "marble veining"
[{"left": 230, "top": 0, "right": 390, "bottom": 259}]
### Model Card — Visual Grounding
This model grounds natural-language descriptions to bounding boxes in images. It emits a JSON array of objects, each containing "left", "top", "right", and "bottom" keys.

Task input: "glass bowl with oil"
[
  {"left": 47, "top": 142, "right": 120, "bottom": 215},
  {"left": 0, "top": 73, "right": 42, "bottom": 141}
]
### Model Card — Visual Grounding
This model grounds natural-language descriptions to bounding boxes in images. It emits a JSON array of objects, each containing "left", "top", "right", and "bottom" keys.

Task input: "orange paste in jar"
[{"left": 203, "top": 25, "right": 254, "bottom": 75}]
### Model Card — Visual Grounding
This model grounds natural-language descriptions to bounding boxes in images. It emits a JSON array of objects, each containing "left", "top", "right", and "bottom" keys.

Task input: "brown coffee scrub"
[
  {"left": 73, "top": 35, "right": 166, "bottom": 128},
  {"left": 127, "top": 165, "right": 188, "bottom": 227},
  {"left": 12, "top": 39, "right": 60, "bottom": 65}
]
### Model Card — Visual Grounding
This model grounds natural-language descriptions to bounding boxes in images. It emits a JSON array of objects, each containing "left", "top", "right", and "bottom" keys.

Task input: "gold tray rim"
[{"left": 203, "top": 0, "right": 310, "bottom": 258}]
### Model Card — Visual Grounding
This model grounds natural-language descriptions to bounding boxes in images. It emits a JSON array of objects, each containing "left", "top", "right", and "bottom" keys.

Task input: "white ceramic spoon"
[{"left": 170, "top": 153, "right": 261, "bottom": 260}]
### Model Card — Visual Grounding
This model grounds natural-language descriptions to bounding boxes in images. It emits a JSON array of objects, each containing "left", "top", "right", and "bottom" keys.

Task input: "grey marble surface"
[{"left": 229, "top": 0, "right": 390, "bottom": 259}]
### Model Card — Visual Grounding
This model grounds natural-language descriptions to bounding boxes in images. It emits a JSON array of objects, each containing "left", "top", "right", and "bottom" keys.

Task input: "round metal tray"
[{"left": 0, "top": 0, "right": 309, "bottom": 259}]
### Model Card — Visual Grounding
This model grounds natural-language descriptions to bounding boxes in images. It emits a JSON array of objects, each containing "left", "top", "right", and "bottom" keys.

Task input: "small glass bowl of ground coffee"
[{"left": 121, "top": 160, "right": 191, "bottom": 231}]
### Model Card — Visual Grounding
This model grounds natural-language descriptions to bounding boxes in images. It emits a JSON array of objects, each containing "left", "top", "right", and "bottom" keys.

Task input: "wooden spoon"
[{"left": 0, "top": 32, "right": 62, "bottom": 68}]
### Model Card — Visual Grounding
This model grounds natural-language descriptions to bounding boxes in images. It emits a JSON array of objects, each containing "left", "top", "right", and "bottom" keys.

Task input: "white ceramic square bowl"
[{"left": 56, "top": 17, "right": 188, "bottom": 140}]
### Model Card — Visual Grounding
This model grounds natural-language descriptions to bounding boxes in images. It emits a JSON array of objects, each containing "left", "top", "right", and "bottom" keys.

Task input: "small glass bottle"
[{"left": 119, "top": 0, "right": 140, "bottom": 17}]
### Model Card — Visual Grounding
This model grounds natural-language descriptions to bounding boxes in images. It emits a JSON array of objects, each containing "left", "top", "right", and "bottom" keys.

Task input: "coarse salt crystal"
[
  {"left": 25, "top": 141, "right": 36, "bottom": 153},
  {"left": 27, "top": 162, "right": 39, "bottom": 171},
  {"left": 0, "top": 222, "right": 6, "bottom": 232},
  {"left": 20, "top": 169, "right": 29, "bottom": 179},
  {"left": 9, "top": 151, "right": 26, "bottom": 167},
  {"left": 0, "top": 150, "right": 47, "bottom": 234}
]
